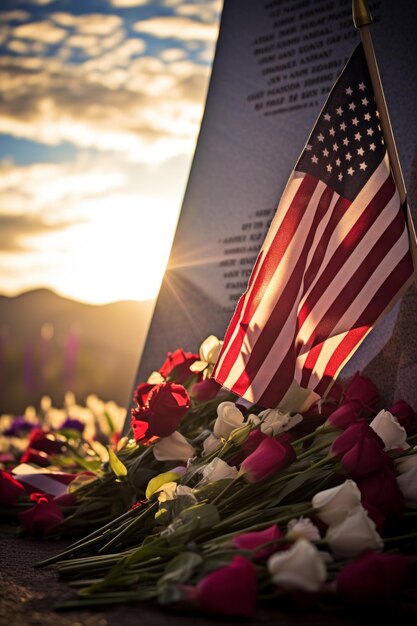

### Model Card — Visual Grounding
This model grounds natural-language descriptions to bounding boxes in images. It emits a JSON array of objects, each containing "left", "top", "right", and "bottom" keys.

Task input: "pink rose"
[
  {"left": 131, "top": 382, "right": 190, "bottom": 441},
  {"left": 336, "top": 551, "right": 410, "bottom": 605},
  {"left": 159, "top": 348, "right": 199, "bottom": 384},
  {"left": 388, "top": 400, "right": 415, "bottom": 434},
  {"left": 190, "top": 378, "right": 221, "bottom": 402},
  {"left": 195, "top": 556, "right": 257, "bottom": 617},
  {"left": 357, "top": 466, "right": 405, "bottom": 519},
  {"left": 18, "top": 493, "right": 64, "bottom": 536},
  {"left": 0, "top": 470, "right": 26, "bottom": 505},
  {"left": 240, "top": 437, "right": 296, "bottom": 483},
  {"left": 233, "top": 524, "right": 284, "bottom": 560}
]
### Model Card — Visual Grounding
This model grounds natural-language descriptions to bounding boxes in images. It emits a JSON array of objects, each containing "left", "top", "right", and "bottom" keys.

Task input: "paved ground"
[{"left": 1, "top": 523, "right": 417, "bottom": 626}]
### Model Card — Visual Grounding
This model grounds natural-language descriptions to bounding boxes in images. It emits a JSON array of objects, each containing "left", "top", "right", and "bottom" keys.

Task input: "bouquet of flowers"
[{"left": 9, "top": 335, "right": 414, "bottom": 617}]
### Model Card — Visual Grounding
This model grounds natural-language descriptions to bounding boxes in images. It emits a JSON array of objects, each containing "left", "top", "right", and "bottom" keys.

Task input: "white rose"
[
  {"left": 153, "top": 431, "right": 196, "bottom": 462},
  {"left": 189, "top": 335, "right": 223, "bottom": 373},
  {"left": 287, "top": 517, "right": 321, "bottom": 542},
  {"left": 312, "top": 479, "right": 362, "bottom": 526},
  {"left": 213, "top": 402, "right": 245, "bottom": 439},
  {"left": 325, "top": 505, "right": 383, "bottom": 559},
  {"left": 258, "top": 408, "right": 303, "bottom": 436},
  {"left": 396, "top": 465, "right": 417, "bottom": 508},
  {"left": 267, "top": 539, "right": 326, "bottom": 592},
  {"left": 395, "top": 448, "right": 417, "bottom": 474},
  {"left": 198, "top": 457, "right": 238, "bottom": 485},
  {"left": 202, "top": 433, "right": 222, "bottom": 456},
  {"left": 370, "top": 410, "right": 407, "bottom": 450}
]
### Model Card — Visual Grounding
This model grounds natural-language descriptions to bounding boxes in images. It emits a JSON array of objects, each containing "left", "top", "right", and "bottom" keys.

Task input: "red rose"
[
  {"left": 20, "top": 448, "right": 50, "bottom": 467},
  {"left": 159, "top": 348, "right": 199, "bottom": 384},
  {"left": 336, "top": 551, "right": 410, "bottom": 605},
  {"left": 133, "top": 382, "right": 155, "bottom": 408},
  {"left": 340, "top": 436, "right": 392, "bottom": 478},
  {"left": 330, "top": 421, "right": 383, "bottom": 458},
  {"left": 343, "top": 372, "right": 379, "bottom": 410},
  {"left": 240, "top": 437, "right": 296, "bottom": 483},
  {"left": 131, "top": 382, "right": 190, "bottom": 441},
  {"left": 0, "top": 470, "right": 26, "bottom": 505},
  {"left": 18, "top": 494, "right": 64, "bottom": 536},
  {"left": 190, "top": 378, "right": 221, "bottom": 402},
  {"left": 388, "top": 400, "right": 415, "bottom": 434},
  {"left": 28, "top": 428, "right": 64, "bottom": 455},
  {"left": 357, "top": 466, "right": 405, "bottom": 518}
]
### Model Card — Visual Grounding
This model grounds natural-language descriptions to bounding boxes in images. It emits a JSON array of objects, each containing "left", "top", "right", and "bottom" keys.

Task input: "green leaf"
[
  {"left": 158, "top": 552, "right": 203, "bottom": 588},
  {"left": 108, "top": 447, "right": 128, "bottom": 478},
  {"left": 103, "top": 410, "right": 116, "bottom": 435}
]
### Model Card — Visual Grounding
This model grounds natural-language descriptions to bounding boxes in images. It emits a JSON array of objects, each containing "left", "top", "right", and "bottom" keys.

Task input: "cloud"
[
  {"left": 12, "top": 21, "right": 67, "bottom": 45},
  {"left": 0, "top": 213, "right": 74, "bottom": 252},
  {"left": 175, "top": 1, "right": 223, "bottom": 23},
  {"left": 0, "top": 11, "right": 31, "bottom": 22},
  {"left": 0, "top": 49, "right": 211, "bottom": 163},
  {"left": 51, "top": 13, "right": 123, "bottom": 36},
  {"left": 109, "top": 0, "right": 150, "bottom": 6},
  {"left": 133, "top": 16, "right": 219, "bottom": 41}
]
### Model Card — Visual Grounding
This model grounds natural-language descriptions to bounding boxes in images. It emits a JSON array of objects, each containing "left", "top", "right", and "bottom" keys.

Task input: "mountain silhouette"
[{"left": 0, "top": 289, "right": 154, "bottom": 414}]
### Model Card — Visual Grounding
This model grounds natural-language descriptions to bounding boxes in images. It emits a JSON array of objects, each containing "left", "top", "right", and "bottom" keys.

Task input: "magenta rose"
[
  {"left": 190, "top": 378, "right": 221, "bottom": 402},
  {"left": 340, "top": 436, "right": 392, "bottom": 478},
  {"left": 240, "top": 436, "right": 296, "bottom": 483},
  {"left": 327, "top": 402, "right": 362, "bottom": 430},
  {"left": 159, "top": 348, "right": 199, "bottom": 384},
  {"left": 229, "top": 429, "right": 268, "bottom": 467},
  {"left": 233, "top": 524, "right": 284, "bottom": 560},
  {"left": 357, "top": 466, "right": 405, "bottom": 518},
  {"left": 343, "top": 372, "right": 379, "bottom": 409},
  {"left": 18, "top": 493, "right": 64, "bottom": 536},
  {"left": 131, "top": 382, "right": 190, "bottom": 441},
  {"left": 336, "top": 551, "right": 410, "bottom": 605},
  {"left": 0, "top": 470, "right": 26, "bottom": 505},
  {"left": 388, "top": 400, "right": 415, "bottom": 434},
  {"left": 330, "top": 421, "right": 383, "bottom": 458},
  {"left": 27, "top": 428, "right": 64, "bottom": 455},
  {"left": 194, "top": 556, "right": 257, "bottom": 617}
]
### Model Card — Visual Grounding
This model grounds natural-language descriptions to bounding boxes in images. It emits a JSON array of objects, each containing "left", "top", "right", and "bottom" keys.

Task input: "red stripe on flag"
[
  {"left": 299, "top": 204, "right": 407, "bottom": 387},
  {"left": 313, "top": 250, "right": 414, "bottom": 397},
  {"left": 215, "top": 174, "right": 319, "bottom": 381},
  {"left": 297, "top": 174, "right": 396, "bottom": 329},
  {"left": 229, "top": 184, "right": 335, "bottom": 396}
]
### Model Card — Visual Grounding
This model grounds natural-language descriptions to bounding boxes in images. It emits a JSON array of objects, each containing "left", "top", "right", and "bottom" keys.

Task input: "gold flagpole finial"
[{"left": 352, "top": 0, "right": 373, "bottom": 28}]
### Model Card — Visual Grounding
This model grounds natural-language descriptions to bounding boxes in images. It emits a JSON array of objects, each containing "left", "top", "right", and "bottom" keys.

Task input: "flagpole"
[{"left": 352, "top": 0, "right": 417, "bottom": 277}]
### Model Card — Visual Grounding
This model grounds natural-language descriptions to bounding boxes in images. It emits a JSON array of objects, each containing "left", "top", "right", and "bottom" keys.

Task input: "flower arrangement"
[{"left": 1, "top": 335, "right": 417, "bottom": 616}]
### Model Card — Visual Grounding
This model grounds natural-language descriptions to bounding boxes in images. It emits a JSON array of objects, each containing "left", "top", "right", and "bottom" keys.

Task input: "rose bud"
[
  {"left": 0, "top": 470, "right": 26, "bottom": 505},
  {"left": 233, "top": 524, "right": 284, "bottom": 560},
  {"left": 193, "top": 555, "right": 257, "bottom": 617},
  {"left": 228, "top": 429, "right": 268, "bottom": 466},
  {"left": 343, "top": 372, "right": 379, "bottom": 411},
  {"left": 131, "top": 382, "right": 190, "bottom": 441},
  {"left": 330, "top": 421, "right": 383, "bottom": 459},
  {"left": 370, "top": 409, "right": 407, "bottom": 450},
  {"left": 357, "top": 466, "right": 405, "bottom": 519},
  {"left": 190, "top": 378, "right": 221, "bottom": 402},
  {"left": 312, "top": 479, "right": 362, "bottom": 526},
  {"left": 239, "top": 437, "right": 296, "bottom": 483},
  {"left": 326, "top": 505, "right": 383, "bottom": 559},
  {"left": 213, "top": 402, "right": 245, "bottom": 439},
  {"left": 326, "top": 402, "right": 361, "bottom": 430},
  {"left": 159, "top": 348, "right": 199, "bottom": 384},
  {"left": 388, "top": 400, "right": 415, "bottom": 434},
  {"left": 267, "top": 538, "right": 326, "bottom": 592},
  {"left": 18, "top": 495, "right": 64, "bottom": 536},
  {"left": 336, "top": 551, "right": 410, "bottom": 605},
  {"left": 340, "top": 436, "right": 392, "bottom": 479},
  {"left": 27, "top": 428, "right": 64, "bottom": 455},
  {"left": 20, "top": 448, "right": 50, "bottom": 468}
]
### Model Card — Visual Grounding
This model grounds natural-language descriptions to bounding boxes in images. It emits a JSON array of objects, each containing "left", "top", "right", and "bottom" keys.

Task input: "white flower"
[
  {"left": 397, "top": 466, "right": 417, "bottom": 508},
  {"left": 267, "top": 539, "right": 326, "bottom": 592},
  {"left": 370, "top": 409, "right": 407, "bottom": 450},
  {"left": 189, "top": 335, "right": 223, "bottom": 374},
  {"left": 213, "top": 402, "right": 245, "bottom": 439},
  {"left": 395, "top": 448, "right": 417, "bottom": 474},
  {"left": 198, "top": 457, "right": 238, "bottom": 485},
  {"left": 157, "top": 482, "right": 196, "bottom": 504},
  {"left": 153, "top": 431, "right": 196, "bottom": 462},
  {"left": 247, "top": 413, "right": 261, "bottom": 427},
  {"left": 147, "top": 371, "right": 165, "bottom": 384},
  {"left": 325, "top": 505, "right": 383, "bottom": 559},
  {"left": 287, "top": 517, "right": 321, "bottom": 542},
  {"left": 202, "top": 433, "right": 222, "bottom": 456},
  {"left": 312, "top": 479, "right": 362, "bottom": 526},
  {"left": 258, "top": 408, "right": 303, "bottom": 436}
]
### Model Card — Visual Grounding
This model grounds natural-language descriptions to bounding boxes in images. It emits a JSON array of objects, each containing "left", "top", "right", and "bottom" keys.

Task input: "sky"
[{"left": 0, "top": 0, "right": 222, "bottom": 304}]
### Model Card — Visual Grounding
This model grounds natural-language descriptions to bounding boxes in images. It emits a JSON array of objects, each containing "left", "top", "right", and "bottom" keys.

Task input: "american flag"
[{"left": 214, "top": 44, "right": 414, "bottom": 409}]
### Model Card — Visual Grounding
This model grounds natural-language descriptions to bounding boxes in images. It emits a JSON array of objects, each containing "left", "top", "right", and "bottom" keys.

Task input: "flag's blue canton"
[{"left": 296, "top": 45, "right": 386, "bottom": 201}]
